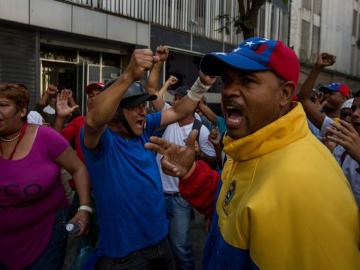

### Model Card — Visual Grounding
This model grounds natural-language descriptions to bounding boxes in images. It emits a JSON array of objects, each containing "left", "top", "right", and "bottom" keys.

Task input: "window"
[
  {"left": 280, "top": 12, "right": 289, "bottom": 45},
  {"left": 258, "top": 5, "right": 266, "bottom": 37},
  {"left": 313, "top": 0, "right": 321, "bottom": 15},
  {"left": 302, "top": 0, "right": 312, "bottom": 10},
  {"left": 353, "top": 10, "right": 358, "bottom": 37},
  {"left": 312, "top": 25, "right": 320, "bottom": 59},
  {"left": 271, "top": 7, "right": 278, "bottom": 39},
  {"left": 300, "top": 20, "right": 310, "bottom": 60}
]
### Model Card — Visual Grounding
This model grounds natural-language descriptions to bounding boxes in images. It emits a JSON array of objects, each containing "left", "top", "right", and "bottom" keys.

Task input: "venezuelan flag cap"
[{"left": 200, "top": 37, "right": 300, "bottom": 87}]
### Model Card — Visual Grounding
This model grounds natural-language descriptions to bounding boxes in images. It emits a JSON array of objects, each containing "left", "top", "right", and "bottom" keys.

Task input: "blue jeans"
[{"left": 165, "top": 194, "right": 195, "bottom": 270}]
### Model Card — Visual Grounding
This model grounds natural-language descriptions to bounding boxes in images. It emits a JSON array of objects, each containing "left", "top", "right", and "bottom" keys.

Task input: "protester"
[
  {"left": 151, "top": 83, "right": 216, "bottom": 269},
  {"left": 35, "top": 85, "right": 80, "bottom": 126},
  {"left": 145, "top": 37, "right": 360, "bottom": 269},
  {"left": 298, "top": 53, "right": 351, "bottom": 134},
  {"left": 198, "top": 98, "right": 227, "bottom": 137},
  {"left": 54, "top": 82, "right": 104, "bottom": 161},
  {"left": 0, "top": 83, "right": 91, "bottom": 270},
  {"left": 80, "top": 46, "right": 214, "bottom": 269},
  {"left": 326, "top": 91, "right": 360, "bottom": 208}
]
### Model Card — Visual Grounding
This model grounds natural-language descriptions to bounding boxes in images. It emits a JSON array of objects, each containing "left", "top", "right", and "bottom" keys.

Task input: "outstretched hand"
[
  {"left": 145, "top": 130, "right": 198, "bottom": 177},
  {"left": 56, "top": 90, "right": 79, "bottom": 118},
  {"left": 326, "top": 120, "right": 360, "bottom": 163}
]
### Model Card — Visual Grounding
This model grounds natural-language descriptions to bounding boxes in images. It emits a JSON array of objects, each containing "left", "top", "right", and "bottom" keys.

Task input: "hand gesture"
[
  {"left": 209, "top": 126, "right": 221, "bottom": 147},
  {"left": 67, "top": 210, "right": 90, "bottom": 236},
  {"left": 315, "top": 53, "right": 336, "bottom": 69},
  {"left": 155, "top": 45, "right": 169, "bottom": 62},
  {"left": 124, "top": 48, "right": 159, "bottom": 81},
  {"left": 46, "top": 84, "right": 58, "bottom": 96},
  {"left": 145, "top": 130, "right": 198, "bottom": 177},
  {"left": 199, "top": 71, "right": 217, "bottom": 87},
  {"left": 166, "top": 75, "right": 178, "bottom": 86},
  {"left": 56, "top": 90, "right": 79, "bottom": 118},
  {"left": 326, "top": 120, "right": 360, "bottom": 163}
]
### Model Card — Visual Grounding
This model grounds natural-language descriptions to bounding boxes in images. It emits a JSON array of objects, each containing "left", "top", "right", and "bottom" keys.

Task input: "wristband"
[
  {"left": 187, "top": 77, "right": 211, "bottom": 102},
  {"left": 78, "top": 205, "right": 93, "bottom": 214}
]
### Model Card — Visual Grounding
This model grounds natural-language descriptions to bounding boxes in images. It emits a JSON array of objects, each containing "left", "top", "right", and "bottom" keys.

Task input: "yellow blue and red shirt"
[{"left": 180, "top": 103, "right": 360, "bottom": 269}]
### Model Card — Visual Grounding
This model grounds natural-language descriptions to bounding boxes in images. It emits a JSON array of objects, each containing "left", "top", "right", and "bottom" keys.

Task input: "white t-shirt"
[
  {"left": 333, "top": 145, "right": 360, "bottom": 208},
  {"left": 320, "top": 116, "right": 334, "bottom": 137},
  {"left": 157, "top": 103, "right": 216, "bottom": 192}
]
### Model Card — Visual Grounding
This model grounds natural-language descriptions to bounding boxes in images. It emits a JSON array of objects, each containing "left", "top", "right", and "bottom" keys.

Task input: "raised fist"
[
  {"left": 155, "top": 45, "right": 169, "bottom": 62},
  {"left": 125, "top": 49, "right": 159, "bottom": 81},
  {"left": 315, "top": 53, "right": 336, "bottom": 69}
]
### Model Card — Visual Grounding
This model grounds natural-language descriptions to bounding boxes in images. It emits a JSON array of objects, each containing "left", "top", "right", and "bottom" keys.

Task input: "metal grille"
[{"left": 61, "top": 0, "right": 245, "bottom": 44}]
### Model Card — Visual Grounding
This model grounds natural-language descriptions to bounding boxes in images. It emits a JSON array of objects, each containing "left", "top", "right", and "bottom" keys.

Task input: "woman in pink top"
[{"left": 0, "top": 84, "right": 91, "bottom": 270}]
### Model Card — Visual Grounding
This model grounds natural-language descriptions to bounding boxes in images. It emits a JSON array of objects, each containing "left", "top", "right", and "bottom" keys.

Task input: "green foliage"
[{"left": 216, "top": 0, "right": 290, "bottom": 38}]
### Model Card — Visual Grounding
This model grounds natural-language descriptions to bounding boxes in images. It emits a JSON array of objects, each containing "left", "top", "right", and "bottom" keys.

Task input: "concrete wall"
[{"left": 0, "top": 0, "right": 149, "bottom": 47}]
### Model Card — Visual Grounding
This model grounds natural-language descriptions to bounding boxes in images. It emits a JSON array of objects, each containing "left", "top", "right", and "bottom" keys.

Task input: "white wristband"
[
  {"left": 187, "top": 77, "right": 211, "bottom": 102},
  {"left": 78, "top": 205, "right": 93, "bottom": 214}
]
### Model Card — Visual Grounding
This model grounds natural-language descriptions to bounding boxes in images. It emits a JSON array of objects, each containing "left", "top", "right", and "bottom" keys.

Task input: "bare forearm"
[
  {"left": 72, "top": 165, "right": 92, "bottom": 206},
  {"left": 54, "top": 116, "right": 66, "bottom": 132},
  {"left": 146, "top": 62, "right": 163, "bottom": 95},
  {"left": 87, "top": 72, "right": 134, "bottom": 128},
  {"left": 39, "top": 93, "right": 49, "bottom": 106},
  {"left": 152, "top": 82, "right": 170, "bottom": 111},
  {"left": 199, "top": 103, "right": 217, "bottom": 123},
  {"left": 298, "top": 67, "right": 322, "bottom": 101}
]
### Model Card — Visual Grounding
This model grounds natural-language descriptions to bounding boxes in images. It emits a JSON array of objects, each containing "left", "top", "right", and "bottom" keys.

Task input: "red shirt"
[
  {"left": 61, "top": 116, "right": 85, "bottom": 161},
  {"left": 179, "top": 160, "right": 220, "bottom": 219}
]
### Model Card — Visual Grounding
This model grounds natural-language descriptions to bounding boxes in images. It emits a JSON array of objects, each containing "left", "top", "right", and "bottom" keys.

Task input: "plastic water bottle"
[{"left": 65, "top": 223, "right": 81, "bottom": 235}]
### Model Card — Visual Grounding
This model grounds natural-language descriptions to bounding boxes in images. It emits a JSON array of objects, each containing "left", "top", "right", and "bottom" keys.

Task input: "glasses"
[{"left": 127, "top": 102, "right": 147, "bottom": 111}]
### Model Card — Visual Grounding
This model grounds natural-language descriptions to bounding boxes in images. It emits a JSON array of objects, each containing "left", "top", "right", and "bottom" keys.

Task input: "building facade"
[
  {"left": 290, "top": 0, "right": 360, "bottom": 91},
  {"left": 0, "top": 0, "right": 358, "bottom": 113}
]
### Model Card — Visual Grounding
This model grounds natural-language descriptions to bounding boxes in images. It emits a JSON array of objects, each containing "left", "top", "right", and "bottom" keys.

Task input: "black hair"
[{"left": 354, "top": 90, "right": 360, "bottom": 98}]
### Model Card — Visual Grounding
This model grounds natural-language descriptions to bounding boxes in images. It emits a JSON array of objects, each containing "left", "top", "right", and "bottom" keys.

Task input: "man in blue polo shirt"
[{"left": 81, "top": 46, "right": 215, "bottom": 269}]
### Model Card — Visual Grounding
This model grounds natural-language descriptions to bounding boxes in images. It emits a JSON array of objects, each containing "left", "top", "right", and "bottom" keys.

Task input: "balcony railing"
[{"left": 62, "top": 0, "right": 242, "bottom": 44}]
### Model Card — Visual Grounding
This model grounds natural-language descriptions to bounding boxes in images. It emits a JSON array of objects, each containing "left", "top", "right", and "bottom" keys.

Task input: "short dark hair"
[
  {"left": 0, "top": 83, "right": 29, "bottom": 120},
  {"left": 354, "top": 90, "right": 360, "bottom": 98}
]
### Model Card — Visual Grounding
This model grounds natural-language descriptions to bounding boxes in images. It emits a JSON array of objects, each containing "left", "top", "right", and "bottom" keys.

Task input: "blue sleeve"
[
  {"left": 215, "top": 116, "right": 227, "bottom": 137},
  {"left": 145, "top": 112, "right": 162, "bottom": 136},
  {"left": 80, "top": 127, "right": 113, "bottom": 159}
]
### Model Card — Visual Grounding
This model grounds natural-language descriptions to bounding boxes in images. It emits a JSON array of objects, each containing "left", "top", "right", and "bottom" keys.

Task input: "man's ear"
[{"left": 280, "top": 81, "right": 296, "bottom": 107}]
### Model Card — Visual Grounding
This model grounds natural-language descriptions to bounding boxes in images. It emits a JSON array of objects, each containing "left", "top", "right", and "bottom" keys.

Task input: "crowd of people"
[{"left": 1, "top": 36, "right": 360, "bottom": 270}]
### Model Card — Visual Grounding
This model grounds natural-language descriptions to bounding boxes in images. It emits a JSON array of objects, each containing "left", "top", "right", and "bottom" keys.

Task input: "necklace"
[
  {"left": 0, "top": 123, "right": 28, "bottom": 160},
  {"left": 0, "top": 131, "right": 21, "bottom": 142}
]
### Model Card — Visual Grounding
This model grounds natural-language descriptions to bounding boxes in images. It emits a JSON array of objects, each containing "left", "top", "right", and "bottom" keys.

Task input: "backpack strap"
[{"left": 192, "top": 119, "right": 202, "bottom": 143}]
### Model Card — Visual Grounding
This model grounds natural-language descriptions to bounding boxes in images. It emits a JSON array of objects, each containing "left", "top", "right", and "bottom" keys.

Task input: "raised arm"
[
  {"left": 151, "top": 75, "right": 178, "bottom": 111},
  {"left": 54, "top": 90, "right": 79, "bottom": 132},
  {"left": 84, "top": 48, "right": 157, "bottom": 149},
  {"left": 198, "top": 98, "right": 217, "bottom": 123},
  {"left": 159, "top": 73, "right": 216, "bottom": 128},
  {"left": 146, "top": 45, "right": 168, "bottom": 97},
  {"left": 34, "top": 85, "right": 58, "bottom": 114},
  {"left": 298, "top": 53, "right": 335, "bottom": 129}
]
